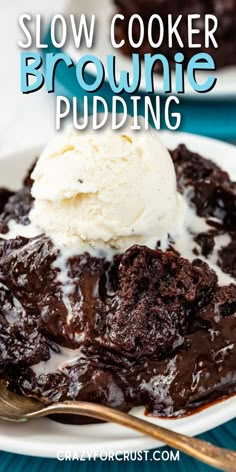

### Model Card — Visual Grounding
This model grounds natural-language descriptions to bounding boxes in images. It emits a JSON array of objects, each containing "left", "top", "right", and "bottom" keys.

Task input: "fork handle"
[{"left": 27, "top": 401, "right": 236, "bottom": 471}]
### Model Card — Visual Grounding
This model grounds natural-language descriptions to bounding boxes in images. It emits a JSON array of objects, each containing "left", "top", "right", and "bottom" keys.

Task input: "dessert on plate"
[
  {"left": 114, "top": 0, "right": 236, "bottom": 70},
  {"left": 0, "top": 123, "right": 235, "bottom": 418}
]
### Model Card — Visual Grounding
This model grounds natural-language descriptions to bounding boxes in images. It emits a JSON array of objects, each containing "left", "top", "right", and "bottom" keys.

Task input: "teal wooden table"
[{"left": 1, "top": 418, "right": 236, "bottom": 472}]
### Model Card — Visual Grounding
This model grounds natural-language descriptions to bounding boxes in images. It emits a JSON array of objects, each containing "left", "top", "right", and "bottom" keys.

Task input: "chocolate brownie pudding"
[
  {"left": 0, "top": 136, "right": 235, "bottom": 418},
  {"left": 114, "top": 0, "right": 236, "bottom": 70}
]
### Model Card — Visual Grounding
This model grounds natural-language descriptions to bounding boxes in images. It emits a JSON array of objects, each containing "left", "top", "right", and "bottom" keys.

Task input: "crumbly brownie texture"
[
  {"left": 170, "top": 144, "right": 236, "bottom": 277},
  {"left": 0, "top": 163, "right": 34, "bottom": 234},
  {"left": 114, "top": 0, "right": 236, "bottom": 70},
  {"left": 0, "top": 145, "right": 235, "bottom": 416}
]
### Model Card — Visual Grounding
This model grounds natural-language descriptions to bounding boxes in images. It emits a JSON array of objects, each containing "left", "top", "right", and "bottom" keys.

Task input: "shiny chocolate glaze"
[{"left": 0, "top": 145, "right": 235, "bottom": 417}]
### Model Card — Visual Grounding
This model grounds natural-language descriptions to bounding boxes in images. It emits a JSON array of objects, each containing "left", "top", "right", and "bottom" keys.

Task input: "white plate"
[
  {"left": 65, "top": 0, "right": 236, "bottom": 98},
  {"left": 0, "top": 132, "right": 236, "bottom": 458}
]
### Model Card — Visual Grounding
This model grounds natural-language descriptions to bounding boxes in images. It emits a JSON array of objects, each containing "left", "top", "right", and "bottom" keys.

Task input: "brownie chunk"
[
  {"left": 170, "top": 145, "right": 236, "bottom": 278},
  {"left": 0, "top": 189, "right": 14, "bottom": 214},
  {"left": 11, "top": 359, "right": 132, "bottom": 410},
  {"left": 0, "top": 236, "right": 111, "bottom": 348},
  {"left": 0, "top": 283, "right": 50, "bottom": 372},
  {"left": 23, "top": 159, "right": 37, "bottom": 188},
  {"left": 0, "top": 187, "right": 34, "bottom": 234},
  {"left": 106, "top": 246, "right": 217, "bottom": 358},
  {"left": 171, "top": 144, "right": 236, "bottom": 230},
  {"left": 194, "top": 231, "right": 216, "bottom": 257},
  {"left": 218, "top": 235, "right": 236, "bottom": 278},
  {"left": 198, "top": 284, "right": 236, "bottom": 325},
  {"left": 0, "top": 160, "right": 36, "bottom": 234}
]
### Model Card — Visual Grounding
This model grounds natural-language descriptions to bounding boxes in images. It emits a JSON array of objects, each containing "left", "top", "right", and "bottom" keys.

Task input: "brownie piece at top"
[{"left": 114, "top": 0, "right": 236, "bottom": 70}]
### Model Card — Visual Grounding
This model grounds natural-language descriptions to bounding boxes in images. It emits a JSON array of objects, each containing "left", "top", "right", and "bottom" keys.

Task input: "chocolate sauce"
[{"left": 0, "top": 144, "right": 235, "bottom": 418}]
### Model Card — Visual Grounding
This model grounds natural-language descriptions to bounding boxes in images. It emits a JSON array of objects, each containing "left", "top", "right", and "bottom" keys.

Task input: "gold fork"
[{"left": 0, "top": 380, "right": 235, "bottom": 471}]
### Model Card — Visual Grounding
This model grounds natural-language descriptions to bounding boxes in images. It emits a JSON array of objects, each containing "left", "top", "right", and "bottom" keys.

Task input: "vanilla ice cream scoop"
[{"left": 30, "top": 123, "right": 183, "bottom": 251}]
